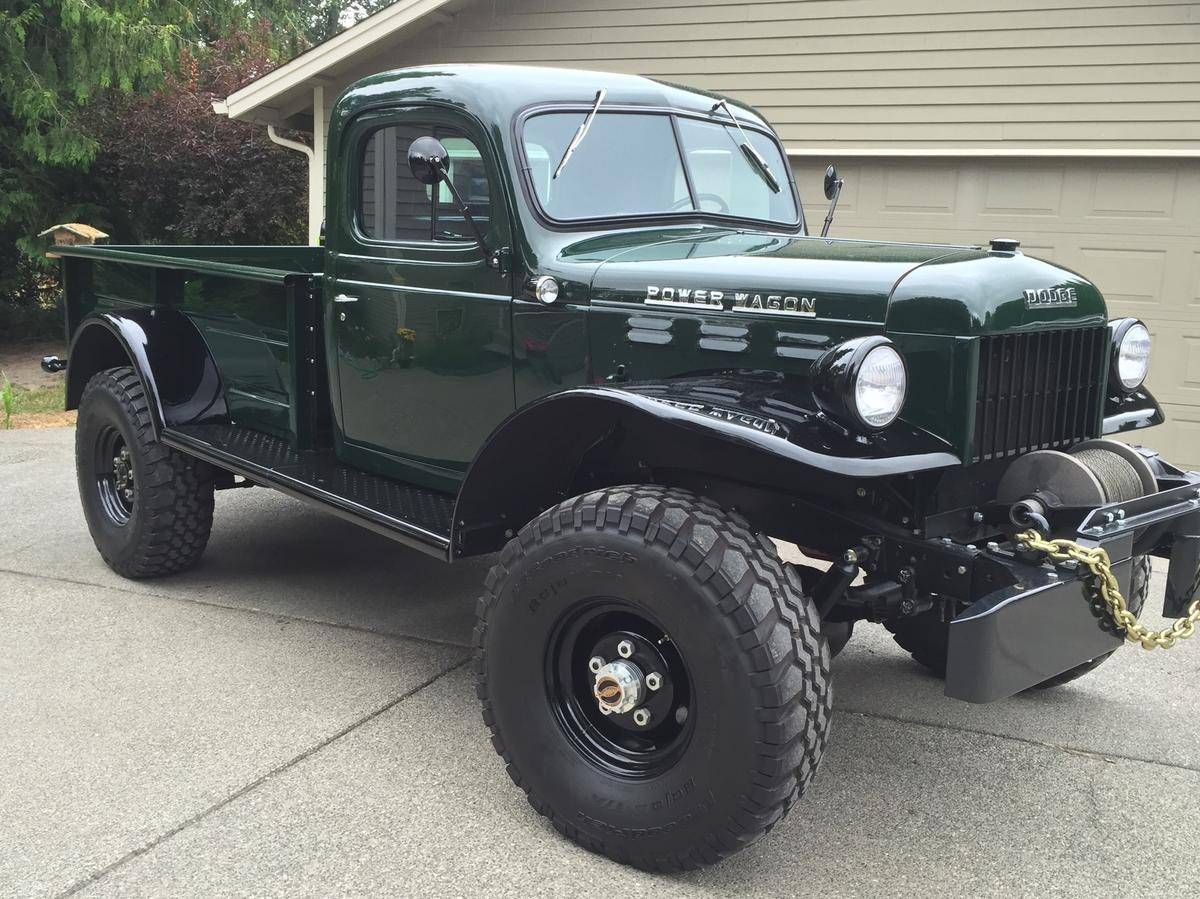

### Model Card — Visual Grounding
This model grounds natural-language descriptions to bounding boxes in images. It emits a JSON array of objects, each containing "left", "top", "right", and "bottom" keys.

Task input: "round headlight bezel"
[
  {"left": 1110, "top": 317, "right": 1151, "bottom": 393},
  {"left": 813, "top": 336, "right": 908, "bottom": 432}
]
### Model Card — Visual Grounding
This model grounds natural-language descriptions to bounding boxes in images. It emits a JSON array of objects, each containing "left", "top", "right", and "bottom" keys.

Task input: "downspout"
[{"left": 266, "top": 124, "right": 320, "bottom": 246}]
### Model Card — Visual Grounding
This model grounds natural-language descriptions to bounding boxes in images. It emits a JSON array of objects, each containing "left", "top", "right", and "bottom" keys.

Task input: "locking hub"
[{"left": 592, "top": 659, "right": 644, "bottom": 715}]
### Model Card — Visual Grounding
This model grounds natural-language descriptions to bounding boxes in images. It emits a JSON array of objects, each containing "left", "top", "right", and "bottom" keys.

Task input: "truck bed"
[{"left": 56, "top": 243, "right": 325, "bottom": 443}]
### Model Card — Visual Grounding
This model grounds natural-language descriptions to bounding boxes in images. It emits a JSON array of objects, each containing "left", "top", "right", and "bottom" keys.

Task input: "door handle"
[{"left": 333, "top": 293, "right": 359, "bottom": 303}]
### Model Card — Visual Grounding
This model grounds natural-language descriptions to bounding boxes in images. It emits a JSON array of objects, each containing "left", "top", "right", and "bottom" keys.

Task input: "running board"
[{"left": 165, "top": 423, "right": 454, "bottom": 558}]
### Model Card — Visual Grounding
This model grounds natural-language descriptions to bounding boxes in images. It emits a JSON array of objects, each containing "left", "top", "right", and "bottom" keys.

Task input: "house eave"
[{"left": 219, "top": 0, "right": 456, "bottom": 123}]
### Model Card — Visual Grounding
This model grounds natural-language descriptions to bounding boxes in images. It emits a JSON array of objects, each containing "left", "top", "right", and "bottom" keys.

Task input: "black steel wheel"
[
  {"left": 76, "top": 366, "right": 215, "bottom": 578},
  {"left": 475, "top": 485, "right": 833, "bottom": 871},
  {"left": 548, "top": 600, "right": 694, "bottom": 779},
  {"left": 93, "top": 425, "right": 135, "bottom": 525}
]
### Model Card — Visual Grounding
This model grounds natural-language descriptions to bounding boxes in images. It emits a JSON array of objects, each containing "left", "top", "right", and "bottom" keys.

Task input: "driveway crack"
[
  {"left": 841, "top": 707, "right": 1200, "bottom": 774},
  {"left": 0, "top": 566, "right": 471, "bottom": 650},
  {"left": 57, "top": 655, "right": 471, "bottom": 897}
]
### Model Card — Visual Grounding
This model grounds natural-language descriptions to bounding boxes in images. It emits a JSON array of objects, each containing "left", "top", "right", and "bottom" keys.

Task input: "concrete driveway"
[{"left": 2, "top": 427, "right": 1198, "bottom": 898}]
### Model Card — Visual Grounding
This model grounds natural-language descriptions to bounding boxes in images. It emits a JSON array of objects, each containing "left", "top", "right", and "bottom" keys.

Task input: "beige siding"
[{"left": 374, "top": 0, "right": 1200, "bottom": 150}]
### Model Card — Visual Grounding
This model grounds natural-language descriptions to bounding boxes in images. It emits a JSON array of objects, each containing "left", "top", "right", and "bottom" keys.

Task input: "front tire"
[
  {"left": 76, "top": 367, "right": 215, "bottom": 578},
  {"left": 474, "top": 486, "right": 832, "bottom": 870}
]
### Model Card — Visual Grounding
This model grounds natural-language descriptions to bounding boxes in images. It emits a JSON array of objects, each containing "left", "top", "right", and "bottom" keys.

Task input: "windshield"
[{"left": 522, "top": 110, "right": 800, "bottom": 227}]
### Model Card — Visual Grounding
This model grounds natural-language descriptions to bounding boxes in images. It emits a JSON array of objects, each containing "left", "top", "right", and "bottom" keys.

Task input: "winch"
[{"left": 997, "top": 438, "right": 1157, "bottom": 532}]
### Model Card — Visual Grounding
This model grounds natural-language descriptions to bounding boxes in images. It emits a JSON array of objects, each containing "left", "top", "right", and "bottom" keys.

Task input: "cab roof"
[{"left": 332, "top": 64, "right": 770, "bottom": 131}]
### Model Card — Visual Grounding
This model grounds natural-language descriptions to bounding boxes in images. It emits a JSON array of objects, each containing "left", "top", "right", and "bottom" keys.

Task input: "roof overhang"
[{"left": 216, "top": 0, "right": 457, "bottom": 128}]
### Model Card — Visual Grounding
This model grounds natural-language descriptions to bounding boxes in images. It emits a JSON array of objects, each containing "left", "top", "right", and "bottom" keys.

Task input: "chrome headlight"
[
  {"left": 1110, "top": 318, "right": 1151, "bottom": 392},
  {"left": 855, "top": 344, "right": 907, "bottom": 428},
  {"left": 814, "top": 336, "right": 907, "bottom": 431}
]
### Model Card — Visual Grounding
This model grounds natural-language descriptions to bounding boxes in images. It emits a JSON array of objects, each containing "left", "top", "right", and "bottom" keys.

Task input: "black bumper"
[{"left": 945, "top": 466, "right": 1200, "bottom": 703}]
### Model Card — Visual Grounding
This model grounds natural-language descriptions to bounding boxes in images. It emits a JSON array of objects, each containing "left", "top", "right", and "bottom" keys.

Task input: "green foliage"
[
  {"left": 10, "top": 382, "right": 66, "bottom": 415},
  {"left": 0, "top": 2, "right": 185, "bottom": 168},
  {"left": 0, "top": 299, "right": 63, "bottom": 341},
  {"left": 87, "top": 27, "right": 309, "bottom": 246},
  {"left": 1, "top": 374, "right": 13, "bottom": 429},
  {"left": 1, "top": 1, "right": 388, "bottom": 315}
]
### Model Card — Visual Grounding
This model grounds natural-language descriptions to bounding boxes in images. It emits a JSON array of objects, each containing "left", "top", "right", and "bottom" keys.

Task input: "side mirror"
[
  {"left": 408, "top": 136, "right": 448, "bottom": 185},
  {"left": 406, "top": 134, "right": 495, "bottom": 262},
  {"left": 820, "top": 163, "right": 845, "bottom": 238},
  {"left": 823, "top": 164, "right": 841, "bottom": 201}
]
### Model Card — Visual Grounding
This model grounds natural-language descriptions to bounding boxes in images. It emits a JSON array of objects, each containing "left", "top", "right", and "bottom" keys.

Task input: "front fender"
[
  {"left": 66, "top": 309, "right": 226, "bottom": 435},
  {"left": 1103, "top": 385, "right": 1164, "bottom": 436},
  {"left": 451, "top": 374, "right": 958, "bottom": 557}
]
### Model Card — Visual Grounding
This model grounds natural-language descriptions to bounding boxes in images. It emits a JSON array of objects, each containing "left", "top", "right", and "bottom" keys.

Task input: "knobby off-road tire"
[
  {"left": 885, "top": 554, "right": 1152, "bottom": 688},
  {"left": 474, "top": 485, "right": 833, "bottom": 870},
  {"left": 76, "top": 366, "right": 215, "bottom": 578}
]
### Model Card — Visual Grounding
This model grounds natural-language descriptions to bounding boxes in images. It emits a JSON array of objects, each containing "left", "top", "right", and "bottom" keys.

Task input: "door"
[{"left": 329, "top": 107, "right": 514, "bottom": 490}]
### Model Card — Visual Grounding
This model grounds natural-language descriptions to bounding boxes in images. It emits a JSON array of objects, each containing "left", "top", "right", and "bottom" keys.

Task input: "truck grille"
[{"left": 971, "top": 326, "right": 1108, "bottom": 462}]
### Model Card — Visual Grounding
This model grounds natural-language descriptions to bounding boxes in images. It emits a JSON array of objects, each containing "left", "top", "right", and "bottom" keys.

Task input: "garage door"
[{"left": 793, "top": 157, "right": 1200, "bottom": 468}]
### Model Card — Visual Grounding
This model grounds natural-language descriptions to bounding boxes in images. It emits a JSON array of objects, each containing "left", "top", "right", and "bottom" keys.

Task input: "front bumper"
[{"left": 945, "top": 461, "right": 1200, "bottom": 703}]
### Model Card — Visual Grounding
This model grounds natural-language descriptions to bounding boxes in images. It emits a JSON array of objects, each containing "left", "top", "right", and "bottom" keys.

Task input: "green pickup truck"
[{"left": 45, "top": 64, "right": 1199, "bottom": 871}]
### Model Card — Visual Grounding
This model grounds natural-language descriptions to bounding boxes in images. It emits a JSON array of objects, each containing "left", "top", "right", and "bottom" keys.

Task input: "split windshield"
[{"left": 522, "top": 110, "right": 800, "bottom": 226}]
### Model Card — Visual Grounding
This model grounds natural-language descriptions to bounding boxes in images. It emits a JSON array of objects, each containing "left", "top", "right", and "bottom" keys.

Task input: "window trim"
[
  {"left": 514, "top": 102, "right": 805, "bottom": 234},
  {"left": 351, "top": 119, "right": 494, "bottom": 248}
]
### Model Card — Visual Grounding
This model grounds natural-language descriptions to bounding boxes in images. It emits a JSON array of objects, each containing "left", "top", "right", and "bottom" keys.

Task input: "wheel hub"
[
  {"left": 592, "top": 659, "right": 644, "bottom": 715},
  {"left": 112, "top": 448, "right": 133, "bottom": 497}
]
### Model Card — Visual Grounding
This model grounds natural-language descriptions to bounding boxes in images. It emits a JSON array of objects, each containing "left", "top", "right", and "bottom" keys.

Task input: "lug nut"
[
  {"left": 645, "top": 672, "right": 662, "bottom": 691},
  {"left": 588, "top": 656, "right": 605, "bottom": 673},
  {"left": 617, "top": 640, "right": 634, "bottom": 659},
  {"left": 632, "top": 708, "right": 651, "bottom": 726}
]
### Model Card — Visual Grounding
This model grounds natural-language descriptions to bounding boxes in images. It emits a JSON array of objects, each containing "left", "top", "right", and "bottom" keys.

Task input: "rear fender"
[
  {"left": 450, "top": 376, "right": 959, "bottom": 557},
  {"left": 66, "top": 309, "right": 226, "bottom": 436}
]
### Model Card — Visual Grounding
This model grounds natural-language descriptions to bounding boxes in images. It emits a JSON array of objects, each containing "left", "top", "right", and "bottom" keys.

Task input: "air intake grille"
[{"left": 972, "top": 326, "right": 1108, "bottom": 463}]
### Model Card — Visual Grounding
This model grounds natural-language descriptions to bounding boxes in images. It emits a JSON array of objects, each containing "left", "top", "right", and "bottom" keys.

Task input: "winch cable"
[{"left": 1071, "top": 447, "right": 1145, "bottom": 503}]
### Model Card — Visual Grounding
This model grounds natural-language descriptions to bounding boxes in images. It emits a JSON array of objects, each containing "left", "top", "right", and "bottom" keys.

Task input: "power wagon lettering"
[{"left": 644, "top": 285, "right": 816, "bottom": 317}]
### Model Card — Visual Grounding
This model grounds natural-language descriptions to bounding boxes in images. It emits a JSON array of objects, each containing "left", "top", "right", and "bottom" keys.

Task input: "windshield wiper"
[
  {"left": 710, "top": 99, "right": 781, "bottom": 194},
  {"left": 553, "top": 88, "right": 606, "bottom": 180}
]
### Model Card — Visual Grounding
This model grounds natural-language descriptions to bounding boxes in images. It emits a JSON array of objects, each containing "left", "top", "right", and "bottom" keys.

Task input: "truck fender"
[
  {"left": 450, "top": 382, "right": 959, "bottom": 557},
  {"left": 66, "top": 309, "right": 226, "bottom": 437}
]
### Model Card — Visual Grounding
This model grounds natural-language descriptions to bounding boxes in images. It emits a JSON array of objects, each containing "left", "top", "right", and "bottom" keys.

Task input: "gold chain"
[{"left": 1016, "top": 530, "right": 1200, "bottom": 650}]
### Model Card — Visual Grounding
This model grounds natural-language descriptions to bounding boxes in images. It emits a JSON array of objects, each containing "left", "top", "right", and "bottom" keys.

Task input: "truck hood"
[{"left": 578, "top": 229, "right": 1107, "bottom": 334}]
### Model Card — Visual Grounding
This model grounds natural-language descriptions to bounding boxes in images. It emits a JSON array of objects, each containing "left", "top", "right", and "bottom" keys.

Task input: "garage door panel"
[
  {"left": 1086, "top": 165, "right": 1181, "bottom": 221},
  {"left": 881, "top": 165, "right": 960, "bottom": 215},
  {"left": 980, "top": 165, "right": 1066, "bottom": 217},
  {"left": 1139, "top": 324, "right": 1200, "bottom": 407},
  {"left": 1138, "top": 403, "right": 1200, "bottom": 471},
  {"left": 1077, "top": 246, "right": 1167, "bottom": 308}
]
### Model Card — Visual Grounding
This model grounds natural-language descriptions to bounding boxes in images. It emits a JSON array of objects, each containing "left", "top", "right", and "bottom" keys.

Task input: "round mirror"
[
  {"left": 408, "top": 136, "right": 448, "bottom": 186},
  {"left": 823, "top": 164, "right": 840, "bottom": 201}
]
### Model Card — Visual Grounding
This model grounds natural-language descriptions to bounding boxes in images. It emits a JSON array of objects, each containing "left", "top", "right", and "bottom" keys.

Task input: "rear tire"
[
  {"left": 75, "top": 366, "right": 215, "bottom": 578},
  {"left": 885, "top": 554, "right": 1152, "bottom": 687},
  {"left": 474, "top": 485, "right": 833, "bottom": 870}
]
